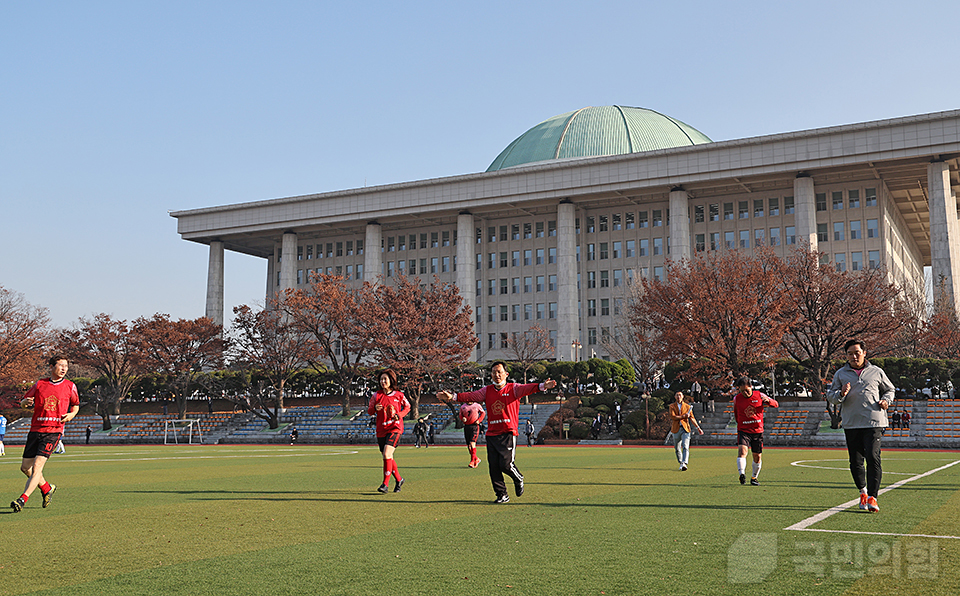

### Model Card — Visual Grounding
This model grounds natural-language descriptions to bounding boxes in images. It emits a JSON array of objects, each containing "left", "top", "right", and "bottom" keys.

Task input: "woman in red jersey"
[{"left": 367, "top": 369, "right": 411, "bottom": 493}]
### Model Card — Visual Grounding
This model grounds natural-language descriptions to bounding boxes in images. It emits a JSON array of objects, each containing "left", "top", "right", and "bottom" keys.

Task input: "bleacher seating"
[
  {"left": 769, "top": 409, "right": 808, "bottom": 437},
  {"left": 924, "top": 399, "right": 960, "bottom": 439}
]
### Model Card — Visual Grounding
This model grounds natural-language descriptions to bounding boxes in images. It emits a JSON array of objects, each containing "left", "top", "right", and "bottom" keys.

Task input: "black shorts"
[
  {"left": 23, "top": 431, "right": 62, "bottom": 459},
  {"left": 377, "top": 431, "right": 402, "bottom": 452},
  {"left": 463, "top": 423, "right": 481, "bottom": 444},
  {"left": 737, "top": 431, "right": 763, "bottom": 454}
]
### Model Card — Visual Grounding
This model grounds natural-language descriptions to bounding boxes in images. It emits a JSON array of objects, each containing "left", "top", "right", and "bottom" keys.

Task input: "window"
[
  {"left": 443, "top": 230, "right": 451, "bottom": 246},
  {"left": 476, "top": 253, "right": 481, "bottom": 270},
  {"left": 588, "top": 299, "right": 597, "bottom": 317},
  {"left": 500, "top": 333, "right": 509, "bottom": 349},
  {"left": 500, "top": 305, "right": 508, "bottom": 321},
  {"left": 614, "top": 298, "right": 623, "bottom": 315},
  {"left": 326, "top": 243, "right": 333, "bottom": 258},
  {"left": 587, "top": 243, "right": 596, "bottom": 261},
  {"left": 500, "top": 252, "right": 508, "bottom": 268},
  {"left": 832, "top": 191, "right": 844, "bottom": 210},
  {"left": 407, "top": 235, "right": 415, "bottom": 251},
  {"left": 626, "top": 212, "right": 635, "bottom": 229},
  {"left": 626, "top": 240, "right": 635, "bottom": 257},
  {"left": 524, "top": 223, "right": 532, "bottom": 239},
  {"left": 848, "top": 189, "right": 860, "bottom": 209},
  {"left": 600, "top": 270, "right": 609, "bottom": 288},
  {"left": 739, "top": 230, "right": 749, "bottom": 248},
  {"left": 476, "top": 227, "right": 483, "bottom": 244},
  {"left": 754, "top": 229, "right": 765, "bottom": 247},
  {"left": 549, "top": 302, "right": 557, "bottom": 319},
  {"left": 694, "top": 205, "right": 704, "bottom": 223},
  {"left": 868, "top": 250, "right": 880, "bottom": 269},
  {"left": 336, "top": 242, "right": 343, "bottom": 257},
  {"left": 512, "top": 304, "right": 520, "bottom": 321},
  {"left": 850, "top": 220, "right": 862, "bottom": 240},
  {"left": 431, "top": 232, "right": 439, "bottom": 248},
  {"left": 724, "top": 231, "right": 734, "bottom": 249},
  {"left": 488, "top": 334, "right": 495, "bottom": 349},
  {"left": 865, "top": 188, "right": 877, "bottom": 207},
  {"left": 739, "top": 201, "right": 749, "bottom": 219},
  {"left": 524, "top": 304, "right": 532, "bottom": 320},
  {"left": 500, "top": 278, "right": 508, "bottom": 295},
  {"left": 612, "top": 214, "right": 621, "bottom": 230},
  {"left": 816, "top": 193, "right": 827, "bottom": 212},
  {"left": 512, "top": 224, "right": 520, "bottom": 240},
  {"left": 833, "top": 222, "right": 844, "bottom": 241},
  {"left": 587, "top": 271, "right": 596, "bottom": 289},
  {"left": 867, "top": 219, "right": 878, "bottom": 238},
  {"left": 442, "top": 256, "right": 450, "bottom": 273},
  {"left": 430, "top": 257, "right": 438, "bottom": 274},
  {"left": 512, "top": 277, "right": 520, "bottom": 294},
  {"left": 512, "top": 250, "right": 520, "bottom": 267},
  {"left": 695, "top": 233, "right": 705, "bottom": 252},
  {"left": 639, "top": 239, "right": 648, "bottom": 257},
  {"left": 315, "top": 244, "right": 322, "bottom": 259},
  {"left": 710, "top": 204, "right": 720, "bottom": 221},
  {"left": 769, "top": 228, "right": 780, "bottom": 246},
  {"left": 599, "top": 243, "right": 608, "bottom": 260},
  {"left": 548, "top": 247, "right": 556, "bottom": 264},
  {"left": 536, "top": 275, "right": 544, "bottom": 292},
  {"left": 386, "top": 262, "right": 394, "bottom": 277},
  {"left": 488, "top": 279, "right": 495, "bottom": 296},
  {"left": 769, "top": 198, "right": 779, "bottom": 216},
  {"left": 588, "top": 328, "right": 597, "bottom": 345},
  {"left": 488, "top": 227, "right": 497, "bottom": 242},
  {"left": 724, "top": 203, "right": 734, "bottom": 220},
  {"left": 499, "top": 225, "right": 508, "bottom": 242},
  {"left": 345, "top": 265, "right": 353, "bottom": 280},
  {"left": 599, "top": 215, "right": 608, "bottom": 232},
  {"left": 639, "top": 211, "right": 648, "bottom": 228},
  {"left": 851, "top": 251, "right": 863, "bottom": 271},
  {"left": 786, "top": 226, "right": 796, "bottom": 245},
  {"left": 524, "top": 249, "right": 532, "bottom": 266},
  {"left": 835, "top": 253, "right": 846, "bottom": 272},
  {"left": 356, "top": 264, "right": 363, "bottom": 278},
  {"left": 297, "top": 269, "right": 304, "bottom": 284},
  {"left": 653, "top": 238, "right": 663, "bottom": 255},
  {"left": 420, "top": 234, "right": 428, "bottom": 249},
  {"left": 549, "top": 274, "right": 557, "bottom": 291},
  {"left": 576, "top": 245, "right": 580, "bottom": 262},
  {"left": 586, "top": 216, "right": 595, "bottom": 233},
  {"left": 653, "top": 210, "right": 662, "bottom": 227},
  {"left": 300, "top": 246, "right": 307, "bottom": 260},
  {"left": 548, "top": 220, "right": 557, "bottom": 237},
  {"left": 817, "top": 223, "right": 828, "bottom": 242},
  {"left": 601, "top": 299, "right": 610, "bottom": 316},
  {"left": 653, "top": 266, "right": 664, "bottom": 281},
  {"left": 488, "top": 306, "right": 496, "bottom": 322},
  {"left": 613, "top": 269, "right": 623, "bottom": 287},
  {"left": 754, "top": 199, "right": 764, "bottom": 218},
  {"left": 536, "top": 222, "right": 544, "bottom": 238},
  {"left": 536, "top": 248, "right": 544, "bottom": 265},
  {"left": 489, "top": 252, "right": 496, "bottom": 269},
  {"left": 536, "top": 303, "right": 545, "bottom": 320},
  {"left": 476, "top": 279, "right": 483, "bottom": 299},
  {"left": 524, "top": 277, "right": 532, "bottom": 293},
  {"left": 784, "top": 196, "right": 795, "bottom": 215},
  {"left": 612, "top": 241, "right": 621, "bottom": 259},
  {"left": 409, "top": 260, "right": 416, "bottom": 275}
]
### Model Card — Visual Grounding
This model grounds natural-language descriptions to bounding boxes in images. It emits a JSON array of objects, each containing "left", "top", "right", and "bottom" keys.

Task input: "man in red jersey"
[
  {"left": 732, "top": 376, "right": 778, "bottom": 486},
  {"left": 11, "top": 355, "right": 80, "bottom": 512},
  {"left": 438, "top": 361, "right": 556, "bottom": 503},
  {"left": 459, "top": 402, "right": 486, "bottom": 468}
]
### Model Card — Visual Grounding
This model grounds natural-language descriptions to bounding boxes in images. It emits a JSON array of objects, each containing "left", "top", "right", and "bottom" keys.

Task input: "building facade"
[{"left": 173, "top": 107, "right": 960, "bottom": 362}]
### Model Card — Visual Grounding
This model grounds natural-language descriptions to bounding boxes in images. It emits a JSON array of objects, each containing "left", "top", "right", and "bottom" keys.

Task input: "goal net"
[{"left": 163, "top": 419, "right": 203, "bottom": 445}]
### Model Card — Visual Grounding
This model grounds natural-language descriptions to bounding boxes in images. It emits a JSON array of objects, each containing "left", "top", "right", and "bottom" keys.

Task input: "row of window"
[{"left": 294, "top": 240, "right": 364, "bottom": 261}]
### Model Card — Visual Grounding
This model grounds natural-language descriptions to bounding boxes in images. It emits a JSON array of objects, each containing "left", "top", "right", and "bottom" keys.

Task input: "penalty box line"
[{"left": 784, "top": 459, "right": 960, "bottom": 539}]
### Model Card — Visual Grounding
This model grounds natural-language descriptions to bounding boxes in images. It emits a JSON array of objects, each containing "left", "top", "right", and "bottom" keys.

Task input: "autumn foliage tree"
[
  {"left": 283, "top": 276, "right": 373, "bottom": 417},
  {"left": 229, "top": 301, "right": 320, "bottom": 429},
  {"left": 365, "top": 275, "right": 477, "bottom": 419},
  {"left": 505, "top": 324, "right": 554, "bottom": 384},
  {"left": 630, "top": 249, "right": 793, "bottom": 383},
  {"left": 56, "top": 313, "right": 144, "bottom": 428},
  {"left": 0, "top": 286, "right": 51, "bottom": 406},
  {"left": 130, "top": 314, "right": 227, "bottom": 419}
]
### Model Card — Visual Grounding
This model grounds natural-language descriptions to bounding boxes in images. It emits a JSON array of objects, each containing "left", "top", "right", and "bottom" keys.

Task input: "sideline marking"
[
  {"left": 785, "top": 459, "right": 960, "bottom": 539},
  {"left": 790, "top": 458, "right": 955, "bottom": 476}
]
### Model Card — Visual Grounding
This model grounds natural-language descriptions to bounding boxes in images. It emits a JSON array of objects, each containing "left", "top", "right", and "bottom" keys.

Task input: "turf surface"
[{"left": 2, "top": 444, "right": 959, "bottom": 595}]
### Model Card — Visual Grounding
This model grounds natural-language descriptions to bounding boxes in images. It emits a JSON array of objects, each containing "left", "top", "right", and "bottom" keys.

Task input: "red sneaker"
[
  {"left": 867, "top": 496, "right": 879, "bottom": 513},
  {"left": 859, "top": 493, "right": 869, "bottom": 511}
]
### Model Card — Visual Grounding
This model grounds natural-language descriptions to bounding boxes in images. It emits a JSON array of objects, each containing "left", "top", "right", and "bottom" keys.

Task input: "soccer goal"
[{"left": 163, "top": 419, "right": 203, "bottom": 445}]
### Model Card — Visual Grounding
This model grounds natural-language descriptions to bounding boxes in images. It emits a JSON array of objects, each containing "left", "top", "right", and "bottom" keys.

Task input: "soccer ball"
[{"left": 460, "top": 405, "right": 482, "bottom": 425}]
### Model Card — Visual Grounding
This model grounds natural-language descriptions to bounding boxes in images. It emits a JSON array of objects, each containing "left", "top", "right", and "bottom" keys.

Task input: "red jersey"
[
  {"left": 733, "top": 390, "right": 778, "bottom": 434},
  {"left": 459, "top": 402, "right": 486, "bottom": 426},
  {"left": 367, "top": 390, "right": 411, "bottom": 438},
  {"left": 24, "top": 377, "right": 80, "bottom": 433},
  {"left": 455, "top": 382, "right": 541, "bottom": 436}
]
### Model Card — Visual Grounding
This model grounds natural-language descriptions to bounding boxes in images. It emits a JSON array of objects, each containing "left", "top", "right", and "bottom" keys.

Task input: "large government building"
[{"left": 172, "top": 106, "right": 960, "bottom": 362}]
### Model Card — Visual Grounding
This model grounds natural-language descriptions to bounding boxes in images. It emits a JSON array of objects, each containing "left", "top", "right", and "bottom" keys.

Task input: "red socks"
[
  {"left": 469, "top": 446, "right": 477, "bottom": 459},
  {"left": 40, "top": 482, "right": 51, "bottom": 495},
  {"left": 20, "top": 494, "right": 29, "bottom": 503},
  {"left": 383, "top": 459, "right": 401, "bottom": 482}
]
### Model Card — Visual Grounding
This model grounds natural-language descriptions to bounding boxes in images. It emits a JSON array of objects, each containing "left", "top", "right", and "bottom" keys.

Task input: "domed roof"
[{"left": 486, "top": 105, "right": 712, "bottom": 172}]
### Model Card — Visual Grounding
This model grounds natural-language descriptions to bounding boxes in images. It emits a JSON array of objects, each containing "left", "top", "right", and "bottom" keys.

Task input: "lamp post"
[{"left": 571, "top": 340, "right": 582, "bottom": 362}]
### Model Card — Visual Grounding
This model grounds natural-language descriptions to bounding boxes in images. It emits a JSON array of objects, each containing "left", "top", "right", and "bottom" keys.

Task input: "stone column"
[
  {"left": 205, "top": 240, "right": 224, "bottom": 327},
  {"left": 929, "top": 161, "right": 960, "bottom": 312},
  {"left": 279, "top": 231, "right": 297, "bottom": 292},
  {"left": 456, "top": 212, "right": 476, "bottom": 328},
  {"left": 794, "top": 175, "right": 818, "bottom": 250},
  {"left": 266, "top": 245, "right": 277, "bottom": 302},
  {"left": 364, "top": 222, "right": 382, "bottom": 284},
  {"left": 557, "top": 201, "right": 578, "bottom": 357},
  {"left": 668, "top": 188, "right": 690, "bottom": 261}
]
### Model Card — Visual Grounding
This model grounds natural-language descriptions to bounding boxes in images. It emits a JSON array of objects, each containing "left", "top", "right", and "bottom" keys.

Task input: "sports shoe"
[
  {"left": 859, "top": 493, "right": 869, "bottom": 511},
  {"left": 468, "top": 458, "right": 478, "bottom": 468},
  {"left": 11, "top": 497, "right": 25, "bottom": 513},
  {"left": 494, "top": 494, "right": 510, "bottom": 504},
  {"left": 680, "top": 464, "right": 687, "bottom": 471},
  {"left": 514, "top": 478, "right": 524, "bottom": 497},
  {"left": 739, "top": 473, "right": 746, "bottom": 485},
  {"left": 377, "top": 483, "right": 388, "bottom": 493},
  {"left": 42, "top": 484, "right": 56, "bottom": 508},
  {"left": 750, "top": 477, "right": 759, "bottom": 486},
  {"left": 867, "top": 496, "right": 879, "bottom": 513},
  {"left": 394, "top": 478, "right": 404, "bottom": 493}
]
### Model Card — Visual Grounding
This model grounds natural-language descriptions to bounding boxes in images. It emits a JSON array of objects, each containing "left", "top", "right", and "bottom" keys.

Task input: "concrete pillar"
[
  {"left": 928, "top": 161, "right": 960, "bottom": 313},
  {"left": 266, "top": 245, "right": 277, "bottom": 302},
  {"left": 668, "top": 188, "right": 690, "bottom": 262},
  {"left": 364, "top": 222, "right": 382, "bottom": 284},
  {"left": 279, "top": 231, "right": 297, "bottom": 292},
  {"left": 557, "top": 201, "right": 578, "bottom": 358},
  {"left": 794, "top": 176, "right": 818, "bottom": 250},
  {"left": 456, "top": 212, "right": 476, "bottom": 329},
  {"left": 205, "top": 240, "right": 224, "bottom": 327}
]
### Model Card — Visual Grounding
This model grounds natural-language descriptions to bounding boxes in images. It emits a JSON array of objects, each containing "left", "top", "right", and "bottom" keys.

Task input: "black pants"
[
  {"left": 844, "top": 427, "right": 883, "bottom": 497},
  {"left": 486, "top": 434, "right": 523, "bottom": 497}
]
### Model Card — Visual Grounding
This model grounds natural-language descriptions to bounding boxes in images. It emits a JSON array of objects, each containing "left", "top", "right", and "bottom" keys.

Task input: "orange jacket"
[{"left": 669, "top": 401, "right": 695, "bottom": 434}]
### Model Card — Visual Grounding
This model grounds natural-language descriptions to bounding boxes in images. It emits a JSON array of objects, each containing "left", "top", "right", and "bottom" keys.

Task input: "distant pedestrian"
[
  {"left": 0, "top": 413, "right": 7, "bottom": 456},
  {"left": 289, "top": 426, "right": 299, "bottom": 445},
  {"left": 669, "top": 391, "right": 703, "bottom": 471},
  {"left": 85, "top": 425, "right": 92, "bottom": 445},
  {"left": 902, "top": 410, "right": 911, "bottom": 429},
  {"left": 524, "top": 418, "right": 535, "bottom": 447},
  {"left": 413, "top": 418, "right": 428, "bottom": 448}
]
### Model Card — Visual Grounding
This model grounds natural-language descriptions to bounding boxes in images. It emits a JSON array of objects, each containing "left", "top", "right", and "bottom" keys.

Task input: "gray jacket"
[{"left": 825, "top": 362, "right": 895, "bottom": 429}]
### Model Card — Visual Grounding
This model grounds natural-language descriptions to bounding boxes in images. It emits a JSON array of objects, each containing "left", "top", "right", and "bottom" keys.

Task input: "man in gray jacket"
[{"left": 826, "top": 339, "right": 895, "bottom": 513}]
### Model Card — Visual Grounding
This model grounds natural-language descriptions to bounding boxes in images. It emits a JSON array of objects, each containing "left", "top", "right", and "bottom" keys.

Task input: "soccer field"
[{"left": 2, "top": 444, "right": 959, "bottom": 596}]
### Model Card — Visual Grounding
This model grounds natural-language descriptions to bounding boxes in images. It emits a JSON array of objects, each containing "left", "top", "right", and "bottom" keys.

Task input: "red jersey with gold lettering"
[
  {"left": 733, "top": 390, "right": 778, "bottom": 434},
  {"left": 367, "top": 390, "right": 411, "bottom": 438},
  {"left": 24, "top": 378, "right": 80, "bottom": 433},
  {"left": 455, "top": 383, "right": 541, "bottom": 436}
]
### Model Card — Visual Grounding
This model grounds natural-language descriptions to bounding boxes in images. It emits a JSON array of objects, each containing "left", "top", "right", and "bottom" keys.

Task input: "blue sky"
[{"left": 2, "top": 1, "right": 958, "bottom": 328}]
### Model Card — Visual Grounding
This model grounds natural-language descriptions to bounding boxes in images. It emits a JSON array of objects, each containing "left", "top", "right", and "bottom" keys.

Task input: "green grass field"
[{"left": 2, "top": 444, "right": 959, "bottom": 596}]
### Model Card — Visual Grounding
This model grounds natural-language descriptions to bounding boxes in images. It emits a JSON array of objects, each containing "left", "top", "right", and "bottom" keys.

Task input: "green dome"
[{"left": 486, "top": 105, "right": 712, "bottom": 172}]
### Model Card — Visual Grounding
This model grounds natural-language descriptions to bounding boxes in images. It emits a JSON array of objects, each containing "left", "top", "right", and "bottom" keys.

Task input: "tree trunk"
[
  {"left": 99, "top": 411, "right": 112, "bottom": 431},
  {"left": 827, "top": 403, "right": 842, "bottom": 429}
]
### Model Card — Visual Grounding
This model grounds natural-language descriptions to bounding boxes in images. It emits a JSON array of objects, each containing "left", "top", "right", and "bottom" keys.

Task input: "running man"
[
  {"left": 11, "top": 355, "right": 80, "bottom": 512},
  {"left": 732, "top": 376, "right": 777, "bottom": 486}
]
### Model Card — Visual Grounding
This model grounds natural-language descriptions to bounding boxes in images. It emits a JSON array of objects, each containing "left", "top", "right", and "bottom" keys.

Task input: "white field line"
[{"left": 785, "top": 459, "right": 960, "bottom": 538}]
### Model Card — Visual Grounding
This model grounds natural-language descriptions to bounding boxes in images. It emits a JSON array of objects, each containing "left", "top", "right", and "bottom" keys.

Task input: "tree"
[
  {"left": 921, "top": 276, "right": 960, "bottom": 360},
  {"left": 282, "top": 276, "right": 373, "bottom": 417},
  {"left": 130, "top": 314, "right": 227, "bottom": 419},
  {"left": 606, "top": 283, "right": 664, "bottom": 384},
  {"left": 0, "top": 286, "right": 50, "bottom": 405},
  {"left": 631, "top": 249, "right": 793, "bottom": 382},
  {"left": 366, "top": 275, "right": 477, "bottom": 419},
  {"left": 505, "top": 324, "right": 554, "bottom": 384},
  {"left": 229, "top": 301, "right": 320, "bottom": 429},
  {"left": 56, "top": 313, "right": 144, "bottom": 429},
  {"left": 779, "top": 247, "right": 904, "bottom": 422}
]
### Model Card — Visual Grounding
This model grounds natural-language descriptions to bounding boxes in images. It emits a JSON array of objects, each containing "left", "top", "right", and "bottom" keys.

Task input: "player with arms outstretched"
[
  {"left": 368, "top": 369, "right": 411, "bottom": 493},
  {"left": 459, "top": 402, "right": 486, "bottom": 468},
  {"left": 438, "top": 361, "right": 556, "bottom": 503},
  {"left": 11, "top": 355, "right": 80, "bottom": 512},
  {"left": 732, "top": 376, "right": 778, "bottom": 486}
]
